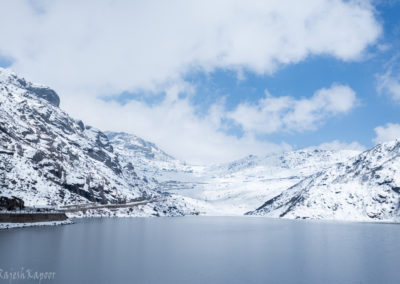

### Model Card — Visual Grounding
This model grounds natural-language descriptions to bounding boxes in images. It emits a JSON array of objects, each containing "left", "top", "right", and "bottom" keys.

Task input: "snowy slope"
[
  {"left": 0, "top": 68, "right": 195, "bottom": 216},
  {"left": 247, "top": 140, "right": 400, "bottom": 222},
  {"left": 107, "top": 134, "right": 359, "bottom": 216},
  {"left": 106, "top": 131, "right": 213, "bottom": 213},
  {"left": 0, "top": 68, "right": 150, "bottom": 206},
  {"left": 168, "top": 149, "right": 360, "bottom": 215},
  {"left": 106, "top": 131, "right": 193, "bottom": 183}
]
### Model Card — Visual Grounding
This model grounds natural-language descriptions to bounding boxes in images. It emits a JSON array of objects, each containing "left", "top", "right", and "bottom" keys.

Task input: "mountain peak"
[
  {"left": 0, "top": 67, "right": 60, "bottom": 107},
  {"left": 247, "top": 139, "right": 400, "bottom": 221}
]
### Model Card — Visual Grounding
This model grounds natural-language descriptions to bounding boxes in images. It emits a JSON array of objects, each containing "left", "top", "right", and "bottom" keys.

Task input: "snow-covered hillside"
[
  {"left": 106, "top": 132, "right": 194, "bottom": 183},
  {"left": 159, "top": 149, "right": 360, "bottom": 215},
  {"left": 0, "top": 68, "right": 195, "bottom": 216},
  {"left": 247, "top": 140, "right": 400, "bottom": 222},
  {"left": 106, "top": 135, "right": 360, "bottom": 215}
]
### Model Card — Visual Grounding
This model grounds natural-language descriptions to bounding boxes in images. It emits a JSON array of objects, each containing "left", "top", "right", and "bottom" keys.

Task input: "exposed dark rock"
[
  {"left": 32, "top": 151, "right": 46, "bottom": 163},
  {"left": 0, "top": 196, "right": 25, "bottom": 211},
  {"left": 392, "top": 187, "right": 400, "bottom": 193},
  {"left": 61, "top": 183, "right": 102, "bottom": 203},
  {"left": 77, "top": 120, "right": 85, "bottom": 131},
  {"left": 27, "top": 86, "right": 60, "bottom": 107}
]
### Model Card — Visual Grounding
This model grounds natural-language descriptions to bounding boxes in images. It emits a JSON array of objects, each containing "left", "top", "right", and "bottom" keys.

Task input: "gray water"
[{"left": 1, "top": 217, "right": 400, "bottom": 284}]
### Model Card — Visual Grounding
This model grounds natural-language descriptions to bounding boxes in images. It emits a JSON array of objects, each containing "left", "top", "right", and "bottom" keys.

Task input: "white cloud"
[
  {"left": 66, "top": 84, "right": 292, "bottom": 164},
  {"left": 227, "top": 84, "right": 357, "bottom": 135},
  {"left": 376, "top": 69, "right": 400, "bottom": 103},
  {"left": 66, "top": 83, "right": 357, "bottom": 164},
  {"left": 308, "top": 140, "right": 366, "bottom": 152},
  {"left": 373, "top": 123, "right": 400, "bottom": 144},
  {"left": 0, "top": 0, "right": 380, "bottom": 163},
  {"left": 0, "top": 0, "right": 381, "bottom": 98}
]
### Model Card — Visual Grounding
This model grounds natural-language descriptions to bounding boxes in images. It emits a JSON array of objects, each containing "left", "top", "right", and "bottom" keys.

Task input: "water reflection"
[{"left": 0, "top": 217, "right": 399, "bottom": 284}]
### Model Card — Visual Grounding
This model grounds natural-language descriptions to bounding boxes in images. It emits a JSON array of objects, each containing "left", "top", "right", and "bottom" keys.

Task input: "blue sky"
[
  {"left": 182, "top": 1, "right": 400, "bottom": 150},
  {"left": 1, "top": 0, "right": 400, "bottom": 163},
  {"left": 184, "top": 52, "right": 397, "bottom": 150},
  {"left": 102, "top": 0, "right": 400, "bottom": 153}
]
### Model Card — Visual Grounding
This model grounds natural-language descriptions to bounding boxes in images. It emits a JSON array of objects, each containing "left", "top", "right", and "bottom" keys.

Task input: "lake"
[{"left": 1, "top": 217, "right": 400, "bottom": 284}]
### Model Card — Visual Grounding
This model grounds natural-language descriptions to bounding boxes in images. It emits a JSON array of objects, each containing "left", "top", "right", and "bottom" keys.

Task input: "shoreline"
[{"left": 0, "top": 219, "right": 73, "bottom": 230}]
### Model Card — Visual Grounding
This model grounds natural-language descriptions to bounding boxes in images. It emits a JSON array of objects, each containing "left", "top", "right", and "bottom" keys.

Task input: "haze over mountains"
[{"left": 1, "top": 68, "right": 400, "bottom": 222}]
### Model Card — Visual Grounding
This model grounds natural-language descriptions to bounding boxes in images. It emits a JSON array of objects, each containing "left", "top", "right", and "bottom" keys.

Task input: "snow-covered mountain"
[
  {"left": 2, "top": 67, "right": 399, "bottom": 222},
  {"left": 161, "top": 149, "right": 360, "bottom": 215},
  {"left": 93, "top": 130, "right": 359, "bottom": 216},
  {"left": 247, "top": 140, "right": 400, "bottom": 222},
  {"left": 0, "top": 68, "right": 195, "bottom": 216},
  {"left": 106, "top": 131, "right": 193, "bottom": 183},
  {"left": 104, "top": 130, "right": 362, "bottom": 216}
]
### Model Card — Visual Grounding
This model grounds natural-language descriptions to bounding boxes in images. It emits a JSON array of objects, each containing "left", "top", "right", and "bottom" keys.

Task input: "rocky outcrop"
[
  {"left": 0, "top": 68, "right": 196, "bottom": 217},
  {"left": 0, "top": 67, "right": 151, "bottom": 207},
  {"left": 0, "top": 196, "right": 25, "bottom": 211}
]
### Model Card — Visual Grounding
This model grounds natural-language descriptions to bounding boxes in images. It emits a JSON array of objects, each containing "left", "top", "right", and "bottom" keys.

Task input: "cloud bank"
[
  {"left": 227, "top": 84, "right": 357, "bottom": 135},
  {"left": 374, "top": 123, "right": 400, "bottom": 143},
  {"left": 69, "top": 83, "right": 357, "bottom": 163},
  {"left": 0, "top": 0, "right": 381, "bottom": 95},
  {"left": 0, "top": 0, "right": 382, "bottom": 163},
  {"left": 309, "top": 140, "right": 366, "bottom": 152}
]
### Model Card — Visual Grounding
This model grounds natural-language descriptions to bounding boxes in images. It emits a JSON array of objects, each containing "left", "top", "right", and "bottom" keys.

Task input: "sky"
[{"left": 0, "top": 0, "right": 400, "bottom": 164}]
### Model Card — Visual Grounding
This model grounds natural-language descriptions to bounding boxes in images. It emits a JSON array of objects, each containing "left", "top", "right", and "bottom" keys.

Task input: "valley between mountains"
[{"left": 1, "top": 67, "right": 400, "bottom": 222}]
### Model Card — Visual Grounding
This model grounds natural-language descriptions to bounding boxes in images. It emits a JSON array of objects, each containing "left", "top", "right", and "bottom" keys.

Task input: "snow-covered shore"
[{"left": 0, "top": 219, "right": 73, "bottom": 230}]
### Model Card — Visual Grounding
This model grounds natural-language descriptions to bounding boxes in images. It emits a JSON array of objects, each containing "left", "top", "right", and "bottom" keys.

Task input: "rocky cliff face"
[
  {"left": 0, "top": 68, "right": 154, "bottom": 207},
  {"left": 247, "top": 140, "right": 400, "bottom": 222}
]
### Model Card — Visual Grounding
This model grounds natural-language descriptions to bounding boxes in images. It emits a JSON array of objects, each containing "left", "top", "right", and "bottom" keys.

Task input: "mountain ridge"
[
  {"left": 0, "top": 67, "right": 196, "bottom": 217},
  {"left": 246, "top": 139, "right": 400, "bottom": 222},
  {"left": 2, "top": 67, "right": 399, "bottom": 222}
]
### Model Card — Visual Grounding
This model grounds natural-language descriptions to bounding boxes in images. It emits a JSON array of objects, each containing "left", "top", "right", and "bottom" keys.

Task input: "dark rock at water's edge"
[{"left": 0, "top": 196, "right": 25, "bottom": 211}]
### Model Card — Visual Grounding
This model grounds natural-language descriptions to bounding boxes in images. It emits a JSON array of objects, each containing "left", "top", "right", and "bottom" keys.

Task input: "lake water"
[{"left": 1, "top": 217, "right": 400, "bottom": 284}]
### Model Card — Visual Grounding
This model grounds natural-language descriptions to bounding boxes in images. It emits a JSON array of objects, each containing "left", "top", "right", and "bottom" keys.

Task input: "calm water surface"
[{"left": 0, "top": 217, "right": 400, "bottom": 284}]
